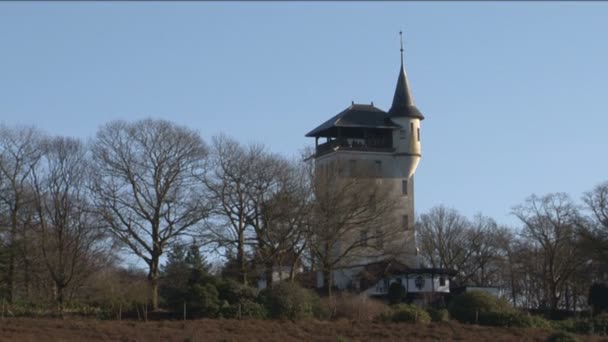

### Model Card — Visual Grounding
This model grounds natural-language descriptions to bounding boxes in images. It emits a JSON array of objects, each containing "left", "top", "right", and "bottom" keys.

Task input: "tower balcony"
[{"left": 316, "top": 138, "right": 395, "bottom": 157}]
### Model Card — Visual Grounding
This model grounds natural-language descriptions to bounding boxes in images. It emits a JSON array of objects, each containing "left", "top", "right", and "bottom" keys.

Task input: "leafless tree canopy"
[
  {"left": 0, "top": 125, "right": 44, "bottom": 303},
  {"left": 583, "top": 182, "right": 608, "bottom": 232},
  {"left": 512, "top": 193, "right": 586, "bottom": 312},
  {"left": 202, "top": 135, "right": 311, "bottom": 285},
  {"left": 308, "top": 160, "right": 402, "bottom": 296},
  {"left": 91, "top": 119, "right": 210, "bottom": 310},
  {"left": 2, "top": 119, "right": 608, "bottom": 315},
  {"left": 32, "top": 136, "right": 108, "bottom": 307}
]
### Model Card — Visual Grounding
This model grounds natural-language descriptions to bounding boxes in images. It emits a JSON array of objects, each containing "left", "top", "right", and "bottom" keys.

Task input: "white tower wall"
[{"left": 391, "top": 117, "right": 422, "bottom": 179}]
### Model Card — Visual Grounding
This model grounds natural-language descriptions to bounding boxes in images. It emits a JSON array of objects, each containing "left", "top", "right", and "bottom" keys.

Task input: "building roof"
[
  {"left": 305, "top": 103, "right": 399, "bottom": 137},
  {"left": 387, "top": 57, "right": 425, "bottom": 120}
]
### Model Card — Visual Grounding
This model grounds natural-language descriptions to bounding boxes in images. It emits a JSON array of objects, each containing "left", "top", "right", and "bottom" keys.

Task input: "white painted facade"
[
  {"left": 308, "top": 50, "right": 425, "bottom": 292},
  {"left": 364, "top": 273, "right": 451, "bottom": 297},
  {"left": 257, "top": 265, "right": 304, "bottom": 289}
]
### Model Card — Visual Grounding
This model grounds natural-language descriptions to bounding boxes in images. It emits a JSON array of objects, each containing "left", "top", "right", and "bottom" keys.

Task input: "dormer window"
[{"left": 417, "top": 128, "right": 420, "bottom": 141}]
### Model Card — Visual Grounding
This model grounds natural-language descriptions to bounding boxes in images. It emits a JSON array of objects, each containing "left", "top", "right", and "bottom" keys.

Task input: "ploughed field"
[{"left": 0, "top": 318, "right": 601, "bottom": 342}]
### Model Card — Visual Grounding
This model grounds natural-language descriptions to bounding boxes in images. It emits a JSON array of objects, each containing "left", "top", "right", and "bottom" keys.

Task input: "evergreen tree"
[
  {"left": 160, "top": 240, "right": 219, "bottom": 316},
  {"left": 185, "top": 239, "right": 210, "bottom": 275}
]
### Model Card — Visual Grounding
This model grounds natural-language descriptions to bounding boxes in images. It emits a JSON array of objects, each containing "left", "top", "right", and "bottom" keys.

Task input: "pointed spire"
[
  {"left": 400, "top": 30, "right": 404, "bottom": 67},
  {"left": 388, "top": 31, "right": 424, "bottom": 120}
]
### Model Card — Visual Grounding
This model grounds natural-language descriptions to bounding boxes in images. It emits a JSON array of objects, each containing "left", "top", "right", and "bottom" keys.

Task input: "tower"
[{"left": 305, "top": 34, "right": 424, "bottom": 289}]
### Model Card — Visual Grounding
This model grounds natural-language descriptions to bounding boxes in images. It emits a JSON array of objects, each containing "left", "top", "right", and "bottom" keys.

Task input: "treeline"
[
  {"left": 0, "top": 119, "right": 404, "bottom": 311},
  {"left": 417, "top": 188, "right": 608, "bottom": 315},
  {"left": 0, "top": 118, "right": 607, "bottom": 317}
]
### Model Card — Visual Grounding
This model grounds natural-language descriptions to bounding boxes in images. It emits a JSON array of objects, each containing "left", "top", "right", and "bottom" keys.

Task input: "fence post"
[
  {"left": 143, "top": 304, "right": 148, "bottom": 322},
  {"left": 183, "top": 302, "right": 187, "bottom": 321},
  {"left": 118, "top": 303, "right": 122, "bottom": 321},
  {"left": 475, "top": 310, "right": 479, "bottom": 325}
]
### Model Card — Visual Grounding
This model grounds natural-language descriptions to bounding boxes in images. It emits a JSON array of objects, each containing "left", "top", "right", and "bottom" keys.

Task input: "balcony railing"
[{"left": 316, "top": 138, "right": 394, "bottom": 156}]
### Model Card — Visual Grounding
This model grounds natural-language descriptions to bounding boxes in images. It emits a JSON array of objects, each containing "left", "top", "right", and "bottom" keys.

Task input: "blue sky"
[{"left": 1, "top": 2, "right": 607, "bottom": 229}]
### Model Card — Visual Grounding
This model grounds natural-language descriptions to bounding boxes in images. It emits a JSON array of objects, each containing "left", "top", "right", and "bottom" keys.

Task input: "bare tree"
[
  {"left": 416, "top": 206, "right": 471, "bottom": 272},
  {"left": 307, "top": 160, "right": 402, "bottom": 297},
  {"left": 31, "top": 136, "right": 108, "bottom": 309},
  {"left": 463, "top": 215, "right": 508, "bottom": 286},
  {"left": 583, "top": 181, "right": 608, "bottom": 231},
  {"left": 91, "top": 119, "right": 210, "bottom": 310},
  {"left": 248, "top": 156, "right": 311, "bottom": 286},
  {"left": 0, "top": 125, "right": 44, "bottom": 302},
  {"left": 512, "top": 193, "right": 585, "bottom": 313},
  {"left": 579, "top": 181, "right": 608, "bottom": 277},
  {"left": 417, "top": 207, "right": 508, "bottom": 287},
  {"left": 202, "top": 135, "right": 267, "bottom": 285}
]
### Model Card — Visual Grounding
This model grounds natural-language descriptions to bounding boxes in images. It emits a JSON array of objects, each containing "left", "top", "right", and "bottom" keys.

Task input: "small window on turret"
[
  {"left": 403, "top": 215, "right": 409, "bottom": 231},
  {"left": 402, "top": 179, "right": 408, "bottom": 195},
  {"left": 417, "top": 128, "right": 420, "bottom": 141}
]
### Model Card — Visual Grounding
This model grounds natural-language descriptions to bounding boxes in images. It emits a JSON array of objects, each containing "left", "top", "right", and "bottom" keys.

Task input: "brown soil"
[{"left": 0, "top": 318, "right": 601, "bottom": 342}]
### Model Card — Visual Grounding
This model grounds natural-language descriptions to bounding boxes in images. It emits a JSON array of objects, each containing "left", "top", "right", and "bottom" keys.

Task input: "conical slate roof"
[{"left": 388, "top": 54, "right": 424, "bottom": 120}]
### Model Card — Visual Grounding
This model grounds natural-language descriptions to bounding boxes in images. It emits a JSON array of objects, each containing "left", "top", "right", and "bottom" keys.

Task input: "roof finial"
[{"left": 399, "top": 30, "right": 404, "bottom": 66}]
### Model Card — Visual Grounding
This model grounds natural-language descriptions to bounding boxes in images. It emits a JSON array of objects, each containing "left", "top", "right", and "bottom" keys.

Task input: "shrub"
[
  {"left": 188, "top": 283, "right": 221, "bottom": 317},
  {"left": 448, "top": 291, "right": 512, "bottom": 324},
  {"left": 551, "top": 319, "right": 593, "bottom": 335},
  {"left": 427, "top": 308, "right": 450, "bottom": 322},
  {"left": 478, "top": 311, "right": 542, "bottom": 328},
  {"left": 216, "top": 278, "right": 257, "bottom": 304},
  {"left": 219, "top": 299, "right": 267, "bottom": 319},
  {"left": 330, "top": 294, "right": 390, "bottom": 321},
  {"left": 547, "top": 331, "right": 580, "bottom": 342},
  {"left": 528, "top": 314, "right": 552, "bottom": 329},
  {"left": 310, "top": 294, "right": 331, "bottom": 320},
  {"left": 592, "top": 313, "right": 608, "bottom": 335},
  {"left": 387, "top": 282, "right": 406, "bottom": 305},
  {"left": 258, "top": 282, "right": 322, "bottom": 320},
  {"left": 387, "top": 304, "right": 431, "bottom": 324}
]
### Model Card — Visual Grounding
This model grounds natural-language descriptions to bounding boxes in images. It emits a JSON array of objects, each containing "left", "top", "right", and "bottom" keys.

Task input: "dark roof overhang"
[{"left": 305, "top": 103, "right": 399, "bottom": 138}]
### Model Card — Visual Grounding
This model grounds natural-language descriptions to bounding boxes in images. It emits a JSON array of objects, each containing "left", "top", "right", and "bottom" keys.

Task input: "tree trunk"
[
  {"left": 565, "top": 285, "right": 571, "bottom": 312},
  {"left": 323, "top": 267, "right": 332, "bottom": 298},
  {"left": 151, "top": 277, "right": 159, "bottom": 311},
  {"left": 149, "top": 251, "right": 160, "bottom": 311},
  {"left": 289, "top": 255, "right": 300, "bottom": 282},
  {"left": 22, "top": 231, "right": 30, "bottom": 300},
  {"left": 56, "top": 283, "right": 65, "bottom": 312},
  {"left": 237, "top": 234, "right": 247, "bottom": 285},
  {"left": 7, "top": 211, "right": 17, "bottom": 304},
  {"left": 264, "top": 259, "right": 274, "bottom": 288},
  {"left": 550, "top": 282, "right": 560, "bottom": 315},
  {"left": 7, "top": 244, "right": 15, "bottom": 304}
]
